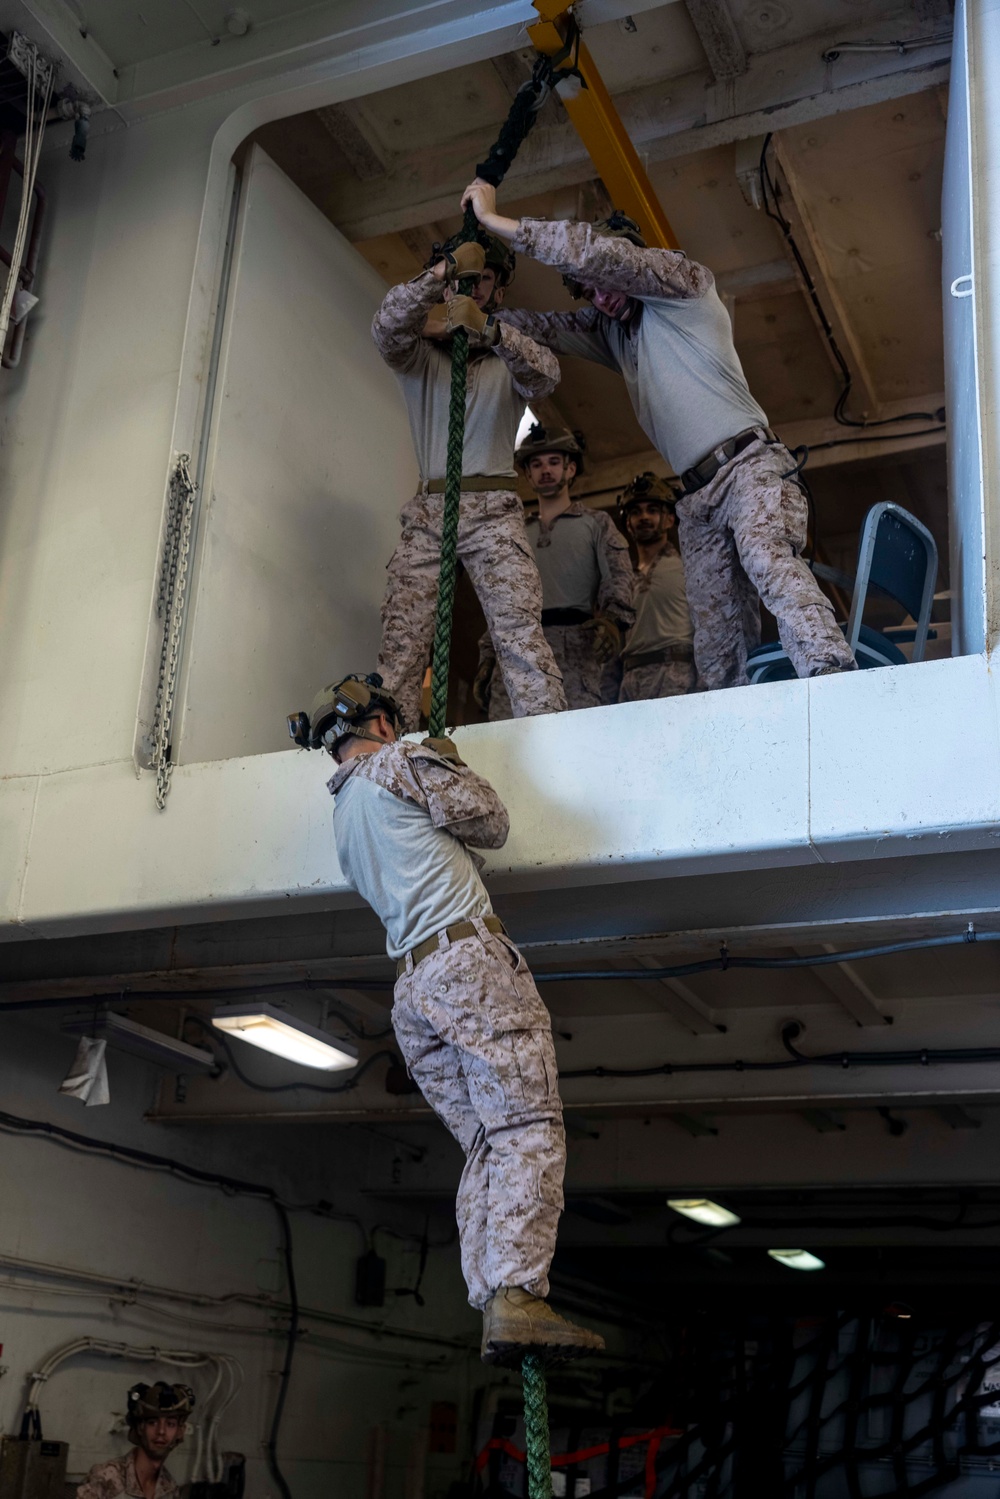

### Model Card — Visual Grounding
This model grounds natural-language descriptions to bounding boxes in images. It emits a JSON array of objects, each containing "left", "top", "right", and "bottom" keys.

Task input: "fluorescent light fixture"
[
  {"left": 212, "top": 1004, "right": 358, "bottom": 1072},
  {"left": 667, "top": 1197, "right": 741, "bottom": 1229},
  {"left": 768, "top": 1248, "right": 826, "bottom": 1272},
  {"left": 62, "top": 1013, "right": 216, "bottom": 1075}
]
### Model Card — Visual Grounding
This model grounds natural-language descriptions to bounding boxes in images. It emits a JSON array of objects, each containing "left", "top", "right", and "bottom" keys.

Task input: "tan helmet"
[
  {"left": 564, "top": 210, "right": 647, "bottom": 299},
  {"left": 127, "top": 1382, "right": 195, "bottom": 1441},
  {"left": 617, "top": 471, "right": 679, "bottom": 518},
  {"left": 429, "top": 229, "right": 516, "bottom": 295},
  {"left": 288, "top": 672, "right": 405, "bottom": 753},
  {"left": 515, "top": 422, "right": 586, "bottom": 476}
]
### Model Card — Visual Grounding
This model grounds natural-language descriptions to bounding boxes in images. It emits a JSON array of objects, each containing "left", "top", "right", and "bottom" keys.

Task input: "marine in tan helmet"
[
  {"left": 617, "top": 473, "right": 697, "bottom": 703},
  {"left": 76, "top": 1383, "right": 194, "bottom": 1499},
  {"left": 289, "top": 674, "right": 604, "bottom": 1365},
  {"left": 371, "top": 224, "right": 567, "bottom": 732},
  {"left": 461, "top": 179, "right": 858, "bottom": 690},
  {"left": 475, "top": 423, "right": 634, "bottom": 718}
]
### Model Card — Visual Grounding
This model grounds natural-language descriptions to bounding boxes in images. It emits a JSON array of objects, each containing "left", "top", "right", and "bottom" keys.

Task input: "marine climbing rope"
[{"left": 427, "top": 53, "right": 563, "bottom": 738}]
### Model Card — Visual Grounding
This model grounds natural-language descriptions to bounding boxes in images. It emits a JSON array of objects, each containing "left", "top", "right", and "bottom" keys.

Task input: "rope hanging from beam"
[{"left": 426, "top": 57, "right": 561, "bottom": 737}]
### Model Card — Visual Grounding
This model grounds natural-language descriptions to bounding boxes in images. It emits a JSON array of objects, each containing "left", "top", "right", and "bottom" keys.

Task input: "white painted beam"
[
  {"left": 336, "top": 24, "right": 950, "bottom": 240},
  {"left": 3, "top": 653, "right": 999, "bottom": 945},
  {"left": 684, "top": 0, "right": 747, "bottom": 81},
  {"left": 770, "top": 141, "right": 882, "bottom": 419}
]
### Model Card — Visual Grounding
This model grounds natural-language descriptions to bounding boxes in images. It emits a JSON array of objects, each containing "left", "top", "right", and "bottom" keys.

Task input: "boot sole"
[{"left": 481, "top": 1336, "right": 605, "bottom": 1367}]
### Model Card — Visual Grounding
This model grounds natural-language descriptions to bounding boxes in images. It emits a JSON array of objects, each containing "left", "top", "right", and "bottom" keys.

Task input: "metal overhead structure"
[{"left": 528, "top": 0, "right": 680, "bottom": 249}]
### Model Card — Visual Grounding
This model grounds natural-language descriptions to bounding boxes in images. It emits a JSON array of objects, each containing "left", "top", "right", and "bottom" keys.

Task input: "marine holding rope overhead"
[
  {"left": 372, "top": 231, "right": 567, "bottom": 730},
  {"left": 461, "top": 180, "right": 858, "bottom": 691},
  {"left": 617, "top": 474, "right": 696, "bottom": 702},
  {"left": 76, "top": 1383, "right": 194, "bottom": 1499},
  {"left": 476, "top": 424, "right": 634, "bottom": 717},
  {"left": 289, "top": 674, "right": 604, "bottom": 1363}
]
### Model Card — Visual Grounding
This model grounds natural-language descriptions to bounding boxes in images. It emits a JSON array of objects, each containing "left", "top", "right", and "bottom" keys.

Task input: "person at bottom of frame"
[
  {"left": 295, "top": 672, "right": 605, "bottom": 1364},
  {"left": 372, "top": 232, "right": 567, "bottom": 731},
  {"left": 617, "top": 472, "right": 697, "bottom": 702},
  {"left": 475, "top": 423, "right": 635, "bottom": 718},
  {"left": 76, "top": 1384, "right": 194, "bottom": 1499}
]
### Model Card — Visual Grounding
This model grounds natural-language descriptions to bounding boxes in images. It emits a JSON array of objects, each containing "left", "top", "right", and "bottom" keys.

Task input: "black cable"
[
  {"left": 561, "top": 1021, "right": 1000, "bottom": 1083},
  {"left": 184, "top": 1014, "right": 398, "bottom": 1096},
  {"left": 758, "top": 133, "right": 945, "bottom": 434},
  {"left": 0, "top": 1106, "right": 298, "bottom": 1499},
  {"left": 8, "top": 925, "right": 1000, "bottom": 1009}
]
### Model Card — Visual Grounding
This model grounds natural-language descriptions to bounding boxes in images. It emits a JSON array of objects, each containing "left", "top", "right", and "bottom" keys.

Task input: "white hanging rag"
[{"left": 59, "top": 1036, "right": 110, "bottom": 1106}]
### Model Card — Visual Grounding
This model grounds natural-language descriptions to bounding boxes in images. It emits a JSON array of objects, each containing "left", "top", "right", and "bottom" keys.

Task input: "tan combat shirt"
[
  {"left": 497, "top": 219, "right": 768, "bottom": 477},
  {"left": 623, "top": 545, "right": 694, "bottom": 659},
  {"left": 371, "top": 271, "right": 560, "bottom": 483},
  {"left": 329, "top": 740, "right": 510, "bottom": 960},
  {"left": 76, "top": 1451, "right": 178, "bottom": 1499}
]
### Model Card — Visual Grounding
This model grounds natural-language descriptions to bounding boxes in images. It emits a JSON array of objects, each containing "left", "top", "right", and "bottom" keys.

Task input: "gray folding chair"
[
  {"left": 845, "top": 501, "right": 938, "bottom": 664},
  {"left": 748, "top": 501, "right": 938, "bottom": 683}
]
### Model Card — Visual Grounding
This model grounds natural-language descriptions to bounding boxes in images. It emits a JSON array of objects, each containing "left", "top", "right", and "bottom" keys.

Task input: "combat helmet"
[
  {"left": 564, "top": 209, "right": 646, "bottom": 299},
  {"left": 617, "top": 471, "right": 679, "bottom": 518},
  {"left": 515, "top": 422, "right": 586, "bottom": 476},
  {"left": 126, "top": 1382, "right": 195, "bottom": 1440},
  {"left": 429, "top": 229, "right": 516, "bottom": 293},
  {"left": 287, "top": 673, "right": 405, "bottom": 755}
]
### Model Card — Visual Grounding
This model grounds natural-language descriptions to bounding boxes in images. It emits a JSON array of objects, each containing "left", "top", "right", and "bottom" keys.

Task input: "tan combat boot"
[{"left": 481, "top": 1287, "right": 606, "bottom": 1365}]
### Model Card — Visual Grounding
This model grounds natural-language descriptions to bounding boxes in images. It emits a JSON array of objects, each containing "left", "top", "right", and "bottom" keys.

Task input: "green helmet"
[
  {"left": 429, "top": 229, "right": 516, "bottom": 288},
  {"left": 287, "top": 673, "right": 405, "bottom": 753},
  {"left": 515, "top": 423, "right": 585, "bottom": 476},
  {"left": 564, "top": 210, "right": 646, "bottom": 299},
  {"left": 127, "top": 1382, "right": 195, "bottom": 1438},
  {"left": 617, "top": 471, "right": 679, "bottom": 517}
]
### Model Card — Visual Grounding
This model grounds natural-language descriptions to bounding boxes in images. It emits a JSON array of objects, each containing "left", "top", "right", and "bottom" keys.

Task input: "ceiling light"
[
  {"left": 62, "top": 1013, "right": 216, "bottom": 1074},
  {"left": 768, "top": 1248, "right": 826, "bottom": 1272},
  {"left": 667, "top": 1197, "right": 741, "bottom": 1228},
  {"left": 211, "top": 1005, "right": 358, "bottom": 1071}
]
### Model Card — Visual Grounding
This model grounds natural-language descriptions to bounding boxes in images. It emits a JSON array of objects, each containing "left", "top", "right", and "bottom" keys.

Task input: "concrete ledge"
[{"left": 2, "top": 653, "right": 998, "bottom": 941}]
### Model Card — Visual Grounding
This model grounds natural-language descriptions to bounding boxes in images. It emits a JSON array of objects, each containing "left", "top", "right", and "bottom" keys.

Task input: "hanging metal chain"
[{"left": 150, "top": 455, "right": 197, "bottom": 809}]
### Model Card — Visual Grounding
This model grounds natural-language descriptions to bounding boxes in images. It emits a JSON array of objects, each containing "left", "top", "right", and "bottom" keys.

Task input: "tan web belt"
[
  {"left": 397, "top": 915, "right": 507, "bottom": 978},
  {"left": 424, "top": 475, "right": 518, "bottom": 493}
]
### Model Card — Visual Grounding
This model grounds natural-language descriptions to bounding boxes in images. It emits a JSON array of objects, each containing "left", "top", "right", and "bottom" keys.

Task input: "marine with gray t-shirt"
[
  {"left": 316, "top": 671, "right": 603, "bottom": 1364},
  {"left": 459, "top": 179, "right": 857, "bottom": 689}
]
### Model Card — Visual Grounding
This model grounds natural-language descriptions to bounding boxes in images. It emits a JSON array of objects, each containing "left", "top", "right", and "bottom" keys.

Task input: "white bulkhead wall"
[{"left": 175, "top": 144, "right": 415, "bottom": 765}]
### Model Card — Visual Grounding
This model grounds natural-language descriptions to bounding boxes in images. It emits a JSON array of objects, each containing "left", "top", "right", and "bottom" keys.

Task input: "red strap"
[{"left": 474, "top": 1422, "right": 682, "bottom": 1477}]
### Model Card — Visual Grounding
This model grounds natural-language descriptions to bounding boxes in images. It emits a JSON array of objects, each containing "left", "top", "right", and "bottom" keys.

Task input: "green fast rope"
[
  {"left": 523, "top": 1353, "right": 553, "bottom": 1499},
  {"left": 427, "top": 212, "right": 474, "bottom": 740},
  {"left": 425, "top": 54, "right": 558, "bottom": 737}
]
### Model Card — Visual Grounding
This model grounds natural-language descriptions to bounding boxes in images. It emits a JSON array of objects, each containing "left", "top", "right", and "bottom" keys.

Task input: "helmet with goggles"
[
  {"left": 515, "top": 423, "right": 586, "bottom": 475},
  {"left": 563, "top": 210, "right": 646, "bottom": 300},
  {"left": 617, "top": 471, "right": 679, "bottom": 518},
  {"left": 126, "top": 1382, "right": 195, "bottom": 1439},
  {"left": 287, "top": 673, "right": 405, "bottom": 755}
]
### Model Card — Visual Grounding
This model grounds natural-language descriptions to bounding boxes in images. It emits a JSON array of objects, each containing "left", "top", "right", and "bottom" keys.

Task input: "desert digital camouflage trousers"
[
  {"left": 619, "top": 659, "right": 697, "bottom": 702},
  {"left": 392, "top": 918, "right": 565, "bottom": 1311},
  {"left": 675, "top": 439, "right": 858, "bottom": 689},
  {"left": 488, "top": 622, "right": 605, "bottom": 719},
  {"left": 379, "top": 489, "right": 566, "bottom": 731}
]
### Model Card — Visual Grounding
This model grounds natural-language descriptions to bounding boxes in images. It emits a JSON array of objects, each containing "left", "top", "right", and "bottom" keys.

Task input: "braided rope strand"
[
  {"left": 522, "top": 1353, "right": 553, "bottom": 1499},
  {"left": 428, "top": 323, "right": 468, "bottom": 738}
]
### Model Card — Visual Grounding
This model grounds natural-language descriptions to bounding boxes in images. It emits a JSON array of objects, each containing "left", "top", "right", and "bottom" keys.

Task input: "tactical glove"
[
  {"left": 420, "top": 736, "right": 466, "bottom": 767},
  {"left": 441, "top": 242, "right": 486, "bottom": 284},
  {"left": 423, "top": 304, "right": 451, "bottom": 340},
  {"left": 472, "top": 659, "right": 494, "bottom": 713},
  {"left": 445, "top": 295, "right": 499, "bottom": 346},
  {"left": 583, "top": 614, "right": 623, "bottom": 664}
]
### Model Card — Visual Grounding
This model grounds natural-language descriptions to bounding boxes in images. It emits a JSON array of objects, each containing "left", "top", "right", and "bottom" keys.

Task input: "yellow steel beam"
[{"left": 528, "top": 2, "right": 679, "bottom": 250}]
